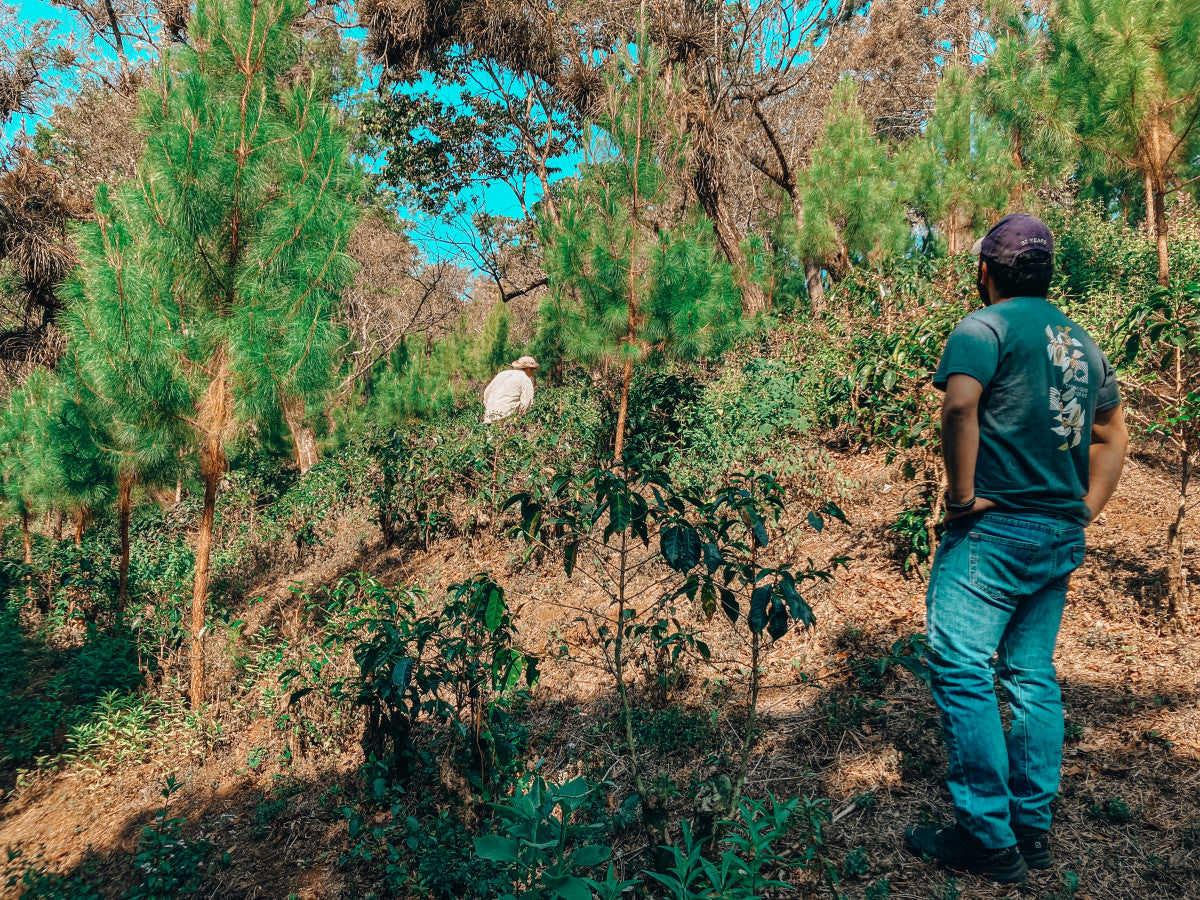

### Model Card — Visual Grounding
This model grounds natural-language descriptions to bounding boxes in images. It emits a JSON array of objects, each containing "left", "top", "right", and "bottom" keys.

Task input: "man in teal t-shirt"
[{"left": 904, "top": 214, "right": 1128, "bottom": 883}]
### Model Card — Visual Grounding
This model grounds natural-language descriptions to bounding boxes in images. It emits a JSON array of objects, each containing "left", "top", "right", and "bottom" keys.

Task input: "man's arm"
[
  {"left": 1083, "top": 404, "right": 1128, "bottom": 522},
  {"left": 941, "top": 374, "right": 994, "bottom": 517}
]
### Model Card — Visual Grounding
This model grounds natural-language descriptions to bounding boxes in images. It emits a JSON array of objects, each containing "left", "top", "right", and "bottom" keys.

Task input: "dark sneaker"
[
  {"left": 1015, "top": 827, "right": 1053, "bottom": 869},
  {"left": 904, "top": 823, "right": 1028, "bottom": 884}
]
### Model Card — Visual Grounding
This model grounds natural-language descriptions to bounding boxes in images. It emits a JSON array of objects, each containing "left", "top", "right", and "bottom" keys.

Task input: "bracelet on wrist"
[{"left": 945, "top": 494, "right": 977, "bottom": 512}]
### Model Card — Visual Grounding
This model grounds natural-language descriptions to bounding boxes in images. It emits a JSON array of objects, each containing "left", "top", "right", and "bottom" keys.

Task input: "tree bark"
[
  {"left": 117, "top": 471, "right": 134, "bottom": 613},
  {"left": 1144, "top": 169, "right": 1157, "bottom": 244},
  {"left": 21, "top": 510, "right": 32, "bottom": 603},
  {"left": 805, "top": 263, "right": 826, "bottom": 313},
  {"left": 52, "top": 510, "right": 63, "bottom": 542},
  {"left": 282, "top": 394, "right": 319, "bottom": 474},
  {"left": 1153, "top": 180, "right": 1169, "bottom": 287},
  {"left": 613, "top": 356, "right": 634, "bottom": 463},
  {"left": 191, "top": 466, "right": 220, "bottom": 708},
  {"left": 191, "top": 366, "right": 232, "bottom": 709},
  {"left": 74, "top": 508, "right": 87, "bottom": 548}
]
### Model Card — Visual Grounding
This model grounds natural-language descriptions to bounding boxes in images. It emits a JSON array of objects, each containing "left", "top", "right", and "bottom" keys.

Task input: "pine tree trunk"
[
  {"left": 1153, "top": 182, "right": 1169, "bottom": 287},
  {"left": 21, "top": 510, "right": 32, "bottom": 603},
  {"left": 74, "top": 508, "right": 87, "bottom": 548},
  {"left": 282, "top": 394, "right": 319, "bottom": 474},
  {"left": 191, "top": 466, "right": 219, "bottom": 708},
  {"left": 613, "top": 357, "right": 634, "bottom": 463},
  {"left": 118, "top": 471, "right": 134, "bottom": 613},
  {"left": 1166, "top": 436, "right": 1192, "bottom": 632},
  {"left": 191, "top": 367, "right": 232, "bottom": 709},
  {"left": 1144, "top": 169, "right": 1157, "bottom": 240},
  {"left": 805, "top": 263, "right": 826, "bottom": 313},
  {"left": 52, "top": 510, "right": 63, "bottom": 542}
]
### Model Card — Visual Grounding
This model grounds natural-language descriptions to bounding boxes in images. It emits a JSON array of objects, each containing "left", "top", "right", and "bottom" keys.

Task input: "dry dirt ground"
[{"left": 1, "top": 445, "right": 1198, "bottom": 900}]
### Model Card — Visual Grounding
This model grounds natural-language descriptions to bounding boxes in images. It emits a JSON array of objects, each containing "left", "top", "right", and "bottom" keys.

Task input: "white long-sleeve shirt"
[{"left": 482, "top": 369, "right": 534, "bottom": 423}]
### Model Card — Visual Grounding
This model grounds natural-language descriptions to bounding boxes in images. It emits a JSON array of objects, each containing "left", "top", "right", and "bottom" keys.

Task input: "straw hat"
[{"left": 511, "top": 356, "right": 541, "bottom": 370}]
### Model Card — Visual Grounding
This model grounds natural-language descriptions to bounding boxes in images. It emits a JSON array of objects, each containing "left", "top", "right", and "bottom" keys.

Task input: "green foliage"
[
  {"left": 3, "top": 853, "right": 101, "bottom": 900},
  {"left": 646, "top": 795, "right": 805, "bottom": 899},
  {"left": 900, "top": 65, "right": 1018, "bottom": 252},
  {"left": 537, "top": 40, "right": 744, "bottom": 454},
  {"left": 1046, "top": 0, "right": 1200, "bottom": 209},
  {"left": 61, "top": 0, "right": 362, "bottom": 510},
  {"left": 792, "top": 79, "right": 909, "bottom": 276},
  {"left": 396, "top": 810, "right": 510, "bottom": 899},
  {"left": 127, "top": 777, "right": 215, "bottom": 900},
  {"left": 0, "top": 607, "right": 144, "bottom": 767},
  {"left": 333, "top": 573, "right": 537, "bottom": 785},
  {"left": 473, "top": 775, "right": 611, "bottom": 900},
  {"left": 888, "top": 503, "right": 934, "bottom": 575},
  {"left": 1089, "top": 795, "right": 1136, "bottom": 824},
  {"left": 981, "top": 1, "right": 1075, "bottom": 189},
  {"left": 1047, "top": 871, "right": 1081, "bottom": 900},
  {"left": 841, "top": 845, "right": 869, "bottom": 878}
]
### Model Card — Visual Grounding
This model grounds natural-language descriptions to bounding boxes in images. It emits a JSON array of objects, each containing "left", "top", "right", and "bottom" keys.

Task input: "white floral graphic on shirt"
[
  {"left": 1046, "top": 325, "right": 1088, "bottom": 385},
  {"left": 1047, "top": 325, "right": 1090, "bottom": 450},
  {"left": 1050, "top": 386, "right": 1084, "bottom": 449}
]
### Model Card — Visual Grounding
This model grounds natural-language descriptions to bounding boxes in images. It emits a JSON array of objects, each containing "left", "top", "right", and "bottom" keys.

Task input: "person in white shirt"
[{"left": 482, "top": 356, "right": 539, "bottom": 424}]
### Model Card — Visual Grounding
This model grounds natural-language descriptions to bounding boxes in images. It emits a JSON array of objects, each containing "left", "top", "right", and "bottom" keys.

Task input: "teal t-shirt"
[{"left": 933, "top": 296, "right": 1121, "bottom": 524}]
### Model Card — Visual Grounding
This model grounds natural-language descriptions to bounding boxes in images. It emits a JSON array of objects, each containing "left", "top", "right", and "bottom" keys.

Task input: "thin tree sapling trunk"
[
  {"left": 191, "top": 368, "right": 232, "bottom": 708},
  {"left": 117, "top": 470, "right": 134, "bottom": 612},
  {"left": 1153, "top": 181, "right": 1170, "bottom": 288},
  {"left": 52, "top": 510, "right": 63, "bottom": 542},
  {"left": 21, "top": 510, "right": 32, "bottom": 602},
  {"left": 74, "top": 507, "right": 87, "bottom": 547},
  {"left": 613, "top": 357, "right": 634, "bottom": 463}
]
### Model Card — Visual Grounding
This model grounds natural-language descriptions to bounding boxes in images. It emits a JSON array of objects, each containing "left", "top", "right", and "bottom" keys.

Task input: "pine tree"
[
  {"left": 0, "top": 373, "right": 63, "bottom": 603},
  {"left": 538, "top": 42, "right": 744, "bottom": 461},
  {"left": 1047, "top": 0, "right": 1200, "bottom": 287},
  {"left": 789, "top": 79, "right": 908, "bottom": 288},
  {"left": 901, "top": 66, "right": 1019, "bottom": 254},
  {"left": 1045, "top": 0, "right": 1200, "bottom": 631},
  {"left": 980, "top": 0, "right": 1076, "bottom": 200},
  {"left": 65, "top": 0, "right": 360, "bottom": 706}
]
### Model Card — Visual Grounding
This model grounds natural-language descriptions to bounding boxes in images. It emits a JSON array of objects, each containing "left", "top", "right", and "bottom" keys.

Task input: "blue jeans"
[{"left": 925, "top": 511, "right": 1086, "bottom": 849}]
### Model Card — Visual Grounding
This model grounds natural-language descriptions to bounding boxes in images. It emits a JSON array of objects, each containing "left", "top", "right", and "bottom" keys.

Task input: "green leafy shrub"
[
  {"left": 647, "top": 795, "right": 806, "bottom": 899},
  {"left": 473, "top": 775, "right": 611, "bottom": 900},
  {"left": 127, "top": 777, "right": 215, "bottom": 900}
]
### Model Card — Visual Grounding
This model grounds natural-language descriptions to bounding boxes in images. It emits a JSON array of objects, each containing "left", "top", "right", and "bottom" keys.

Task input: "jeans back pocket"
[{"left": 968, "top": 531, "right": 1042, "bottom": 600}]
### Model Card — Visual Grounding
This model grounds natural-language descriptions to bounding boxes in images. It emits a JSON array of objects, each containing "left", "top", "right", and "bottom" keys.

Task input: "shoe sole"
[{"left": 941, "top": 860, "right": 1028, "bottom": 884}]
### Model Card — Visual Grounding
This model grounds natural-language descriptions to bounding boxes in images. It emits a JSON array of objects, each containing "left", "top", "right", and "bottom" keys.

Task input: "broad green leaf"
[
  {"left": 767, "top": 593, "right": 788, "bottom": 640},
  {"left": 473, "top": 834, "right": 520, "bottom": 863},
  {"left": 569, "top": 844, "right": 612, "bottom": 867},
  {"left": 660, "top": 523, "right": 702, "bottom": 572},
  {"left": 550, "top": 876, "right": 592, "bottom": 900},
  {"left": 485, "top": 587, "right": 505, "bottom": 632},
  {"left": 807, "top": 511, "right": 824, "bottom": 532},
  {"left": 703, "top": 541, "right": 722, "bottom": 574},
  {"left": 780, "top": 579, "right": 815, "bottom": 629},
  {"left": 748, "top": 584, "right": 771, "bottom": 632},
  {"left": 700, "top": 579, "right": 717, "bottom": 619},
  {"left": 720, "top": 588, "right": 739, "bottom": 624}
]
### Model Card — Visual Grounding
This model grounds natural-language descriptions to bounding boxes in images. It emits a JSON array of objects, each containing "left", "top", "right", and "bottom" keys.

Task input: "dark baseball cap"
[{"left": 969, "top": 213, "right": 1054, "bottom": 266}]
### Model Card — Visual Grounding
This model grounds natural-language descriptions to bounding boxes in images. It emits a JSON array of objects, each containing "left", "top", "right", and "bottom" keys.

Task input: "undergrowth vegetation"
[{"left": 2, "top": 210, "right": 1197, "bottom": 895}]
